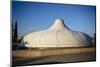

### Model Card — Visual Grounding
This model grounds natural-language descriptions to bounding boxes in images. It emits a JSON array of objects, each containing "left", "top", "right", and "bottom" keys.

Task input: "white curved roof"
[{"left": 22, "top": 19, "right": 92, "bottom": 48}]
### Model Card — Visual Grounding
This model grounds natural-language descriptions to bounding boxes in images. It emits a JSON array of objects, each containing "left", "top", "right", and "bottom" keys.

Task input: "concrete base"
[{"left": 12, "top": 47, "right": 96, "bottom": 66}]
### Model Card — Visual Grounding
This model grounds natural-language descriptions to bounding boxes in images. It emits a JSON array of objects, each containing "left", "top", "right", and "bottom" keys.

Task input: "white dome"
[{"left": 22, "top": 19, "right": 93, "bottom": 48}]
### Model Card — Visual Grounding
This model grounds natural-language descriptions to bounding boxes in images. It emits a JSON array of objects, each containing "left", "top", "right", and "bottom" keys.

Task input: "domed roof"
[
  {"left": 49, "top": 19, "right": 70, "bottom": 30},
  {"left": 22, "top": 19, "right": 93, "bottom": 48}
]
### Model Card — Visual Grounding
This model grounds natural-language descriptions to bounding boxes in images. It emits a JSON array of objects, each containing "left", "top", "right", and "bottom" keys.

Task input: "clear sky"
[{"left": 12, "top": 1, "right": 96, "bottom": 37}]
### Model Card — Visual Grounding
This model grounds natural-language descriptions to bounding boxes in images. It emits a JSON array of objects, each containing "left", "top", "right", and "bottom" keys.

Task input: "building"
[{"left": 22, "top": 19, "right": 93, "bottom": 48}]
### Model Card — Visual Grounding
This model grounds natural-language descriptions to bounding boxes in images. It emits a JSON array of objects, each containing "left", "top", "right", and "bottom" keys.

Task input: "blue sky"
[{"left": 12, "top": 1, "right": 96, "bottom": 37}]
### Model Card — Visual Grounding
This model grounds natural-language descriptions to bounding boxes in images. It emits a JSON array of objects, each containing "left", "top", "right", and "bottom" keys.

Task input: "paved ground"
[{"left": 12, "top": 47, "right": 96, "bottom": 66}]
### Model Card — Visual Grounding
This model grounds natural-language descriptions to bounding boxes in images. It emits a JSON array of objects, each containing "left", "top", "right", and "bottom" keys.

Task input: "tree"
[
  {"left": 14, "top": 21, "right": 18, "bottom": 43},
  {"left": 12, "top": 21, "right": 14, "bottom": 44},
  {"left": 94, "top": 33, "right": 96, "bottom": 46}
]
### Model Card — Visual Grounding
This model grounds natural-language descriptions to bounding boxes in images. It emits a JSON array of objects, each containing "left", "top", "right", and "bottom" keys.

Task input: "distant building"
[
  {"left": 22, "top": 19, "right": 93, "bottom": 48},
  {"left": 17, "top": 36, "right": 23, "bottom": 43}
]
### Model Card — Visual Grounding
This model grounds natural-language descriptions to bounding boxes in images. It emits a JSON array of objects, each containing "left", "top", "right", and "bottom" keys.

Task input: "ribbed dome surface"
[{"left": 22, "top": 19, "right": 93, "bottom": 48}]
